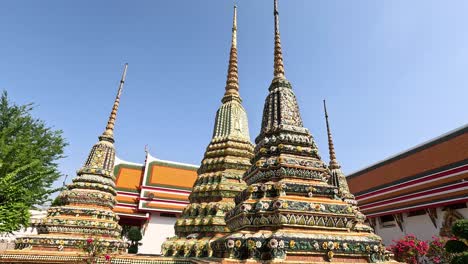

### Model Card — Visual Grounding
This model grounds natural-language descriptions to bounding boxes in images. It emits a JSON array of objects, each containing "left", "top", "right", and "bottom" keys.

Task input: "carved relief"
[{"left": 440, "top": 207, "right": 463, "bottom": 237}]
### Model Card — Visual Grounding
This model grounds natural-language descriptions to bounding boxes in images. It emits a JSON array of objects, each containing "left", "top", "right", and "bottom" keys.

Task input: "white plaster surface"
[
  {"left": 0, "top": 210, "right": 47, "bottom": 241},
  {"left": 373, "top": 207, "right": 468, "bottom": 246},
  {"left": 0, "top": 209, "right": 47, "bottom": 250},
  {"left": 139, "top": 212, "right": 178, "bottom": 255}
]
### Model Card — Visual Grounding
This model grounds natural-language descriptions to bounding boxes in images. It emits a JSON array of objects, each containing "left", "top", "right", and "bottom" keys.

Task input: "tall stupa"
[
  {"left": 15, "top": 64, "right": 129, "bottom": 254},
  {"left": 324, "top": 100, "right": 356, "bottom": 205},
  {"left": 212, "top": 1, "right": 392, "bottom": 263},
  {"left": 162, "top": 5, "right": 255, "bottom": 258}
]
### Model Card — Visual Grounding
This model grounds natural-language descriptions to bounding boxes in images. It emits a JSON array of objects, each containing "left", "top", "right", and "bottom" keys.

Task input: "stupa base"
[
  {"left": 0, "top": 250, "right": 402, "bottom": 264},
  {"left": 216, "top": 258, "right": 401, "bottom": 264},
  {"left": 0, "top": 250, "right": 194, "bottom": 264}
]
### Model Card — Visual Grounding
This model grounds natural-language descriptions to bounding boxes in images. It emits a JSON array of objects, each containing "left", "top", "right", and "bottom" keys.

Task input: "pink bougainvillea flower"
[
  {"left": 105, "top": 254, "right": 111, "bottom": 260},
  {"left": 389, "top": 234, "right": 431, "bottom": 264},
  {"left": 86, "top": 238, "right": 93, "bottom": 244}
]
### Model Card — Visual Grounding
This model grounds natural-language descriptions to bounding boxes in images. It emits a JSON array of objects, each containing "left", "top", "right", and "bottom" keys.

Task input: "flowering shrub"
[
  {"left": 389, "top": 234, "right": 429, "bottom": 264},
  {"left": 389, "top": 235, "right": 458, "bottom": 264},
  {"left": 78, "top": 237, "right": 111, "bottom": 264},
  {"left": 427, "top": 236, "right": 454, "bottom": 264}
]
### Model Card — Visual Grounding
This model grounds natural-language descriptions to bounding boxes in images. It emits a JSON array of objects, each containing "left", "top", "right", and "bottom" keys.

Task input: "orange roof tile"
[
  {"left": 114, "top": 163, "right": 144, "bottom": 193},
  {"left": 145, "top": 160, "right": 198, "bottom": 191}
]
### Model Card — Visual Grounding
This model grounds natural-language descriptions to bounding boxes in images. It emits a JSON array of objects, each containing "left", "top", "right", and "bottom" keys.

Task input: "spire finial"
[
  {"left": 100, "top": 63, "right": 128, "bottom": 143},
  {"left": 324, "top": 100, "right": 340, "bottom": 169},
  {"left": 273, "top": 0, "right": 285, "bottom": 80},
  {"left": 223, "top": 5, "right": 240, "bottom": 100}
]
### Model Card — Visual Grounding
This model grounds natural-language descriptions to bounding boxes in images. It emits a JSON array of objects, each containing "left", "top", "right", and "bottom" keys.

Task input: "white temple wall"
[
  {"left": 372, "top": 207, "right": 468, "bottom": 247},
  {"left": 455, "top": 207, "right": 468, "bottom": 218},
  {"left": 0, "top": 209, "right": 47, "bottom": 250},
  {"left": 374, "top": 222, "right": 405, "bottom": 246},
  {"left": 404, "top": 212, "right": 439, "bottom": 242},
  {"left": 139, "top": 212, "right": 178, "bottom": 255}
]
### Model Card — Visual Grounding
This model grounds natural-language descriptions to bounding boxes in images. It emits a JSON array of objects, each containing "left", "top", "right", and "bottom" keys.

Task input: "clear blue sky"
[{"left": 2, "top": 0, "right": 467, "bottom": 191}]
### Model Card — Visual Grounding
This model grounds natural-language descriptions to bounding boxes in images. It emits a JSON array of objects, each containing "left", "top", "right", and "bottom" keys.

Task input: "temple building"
[
  {"left": 0, "top": 144, "right": 200, "bottom": 257},
  {"left": 347, "top": 125, "right": 468, "bottom": 246},
  {"left": 11, "top": 64, "right": 130, "bottom": 261},
  {"left": 1, "top": 63, "right": 202, "bottom": 263},
  {"left": 211, "top": 1, "right": 392, "bottom": 262},
  {"left": 161, "top": 5, "right": 255, "bottom": 258},
  {"left": 113, "top": 153, "right": 198, "bottom": 255},
  {"left": 3, "top": 1, "right": 446, "bottom": 263},
  {"left": 109, "top": 6, "right": 254, "bottom": 257}
]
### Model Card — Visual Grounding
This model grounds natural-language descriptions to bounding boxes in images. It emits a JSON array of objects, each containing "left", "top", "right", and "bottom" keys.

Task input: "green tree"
[
  {"left": 445, "top": 219, "right": 468, "bottom": 264},
  {"left": 0, "top": 91, "right": 67, "bottom": 233},
  {"left": 127, "top": 227, "right": 143, "bottom": 254}
]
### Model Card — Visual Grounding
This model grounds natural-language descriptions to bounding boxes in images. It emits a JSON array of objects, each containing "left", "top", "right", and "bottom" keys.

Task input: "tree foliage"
[
  {"left": 451, "top": 219, "right": 468, "bottom": 240},
  {"left": 127, "top": 226, "right": 142, "bottom": 254},
  {"left": 0, "top": 91, "right": 67, "bottom": 233},
  {"left": 128, "top": 226, "right": 142, "bottom": 242},
  {"left": 446, "top": 219, "right": 468, "bottom": 264}
]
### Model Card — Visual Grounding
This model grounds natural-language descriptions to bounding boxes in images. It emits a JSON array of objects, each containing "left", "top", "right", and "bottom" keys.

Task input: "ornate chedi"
[
  {"left": 161, "top": 6, "right": 254, "bottom": 259},
  {"left": 212, "top": 1, "right": 393, "bottom": 263},
  {"left": 15, "top": 64, "right": 129, "bottom": 254},
  {"left": 322, "top": 100, "right": 376, "bottom": 236},
  {"left": 323, "top": 100, "right": 356, "bottom": 206}
]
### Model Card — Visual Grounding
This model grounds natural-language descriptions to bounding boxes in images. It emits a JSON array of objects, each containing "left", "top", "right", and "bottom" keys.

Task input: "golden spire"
[
  {"left": 273, "top": 0, "right": 285, "bottom": 80},
  {"left": 323, "top": 100, "right": 340, "bottom": 169},
  {"left": 223, "top": 5, "right": 240, "bottom": 99},
  {"left": 100, "top": 63, "right": 128, "bottom": 143}
]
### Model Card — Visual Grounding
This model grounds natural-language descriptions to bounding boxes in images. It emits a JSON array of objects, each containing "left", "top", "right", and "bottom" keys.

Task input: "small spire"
[
  {"left": 273, "top": 0, "right": 285, "bottom": 80},
  {"left": 323, "top": 100, "right": 340, "bottom": 169},
  {"left": 223, "top": 5, "right": 240, "bottom": 100},
  {"left": 100, "top": 63, "right": 128, "bottom": 143}
]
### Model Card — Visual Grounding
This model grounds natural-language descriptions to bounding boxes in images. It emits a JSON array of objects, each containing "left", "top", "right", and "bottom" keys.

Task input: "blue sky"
[{"left": 2, "top": 0, "right": 467, "bottom": 191}]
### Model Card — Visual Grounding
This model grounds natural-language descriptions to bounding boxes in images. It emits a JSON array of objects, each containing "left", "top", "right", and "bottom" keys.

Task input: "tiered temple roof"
[
  {"left": 347, "top": 125, "right": 467, "bottom": 219},
  {"left": 139, "top": 153, "right": 198, "bottom": 213},
  {"left": 113, "top": 154, "right": 198, "bottom": 224},
  {"left": 161, "top": 5, "right": 255, "bottom": 258},
  {"left": 15, "top": 64, "right": 129, "bottom": 254},
  {"left": 113, "top": 157, "right": 147, "bottom": 221},
  {"left": 211, "top": 1, "right": 392, "bottom": 263}
]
